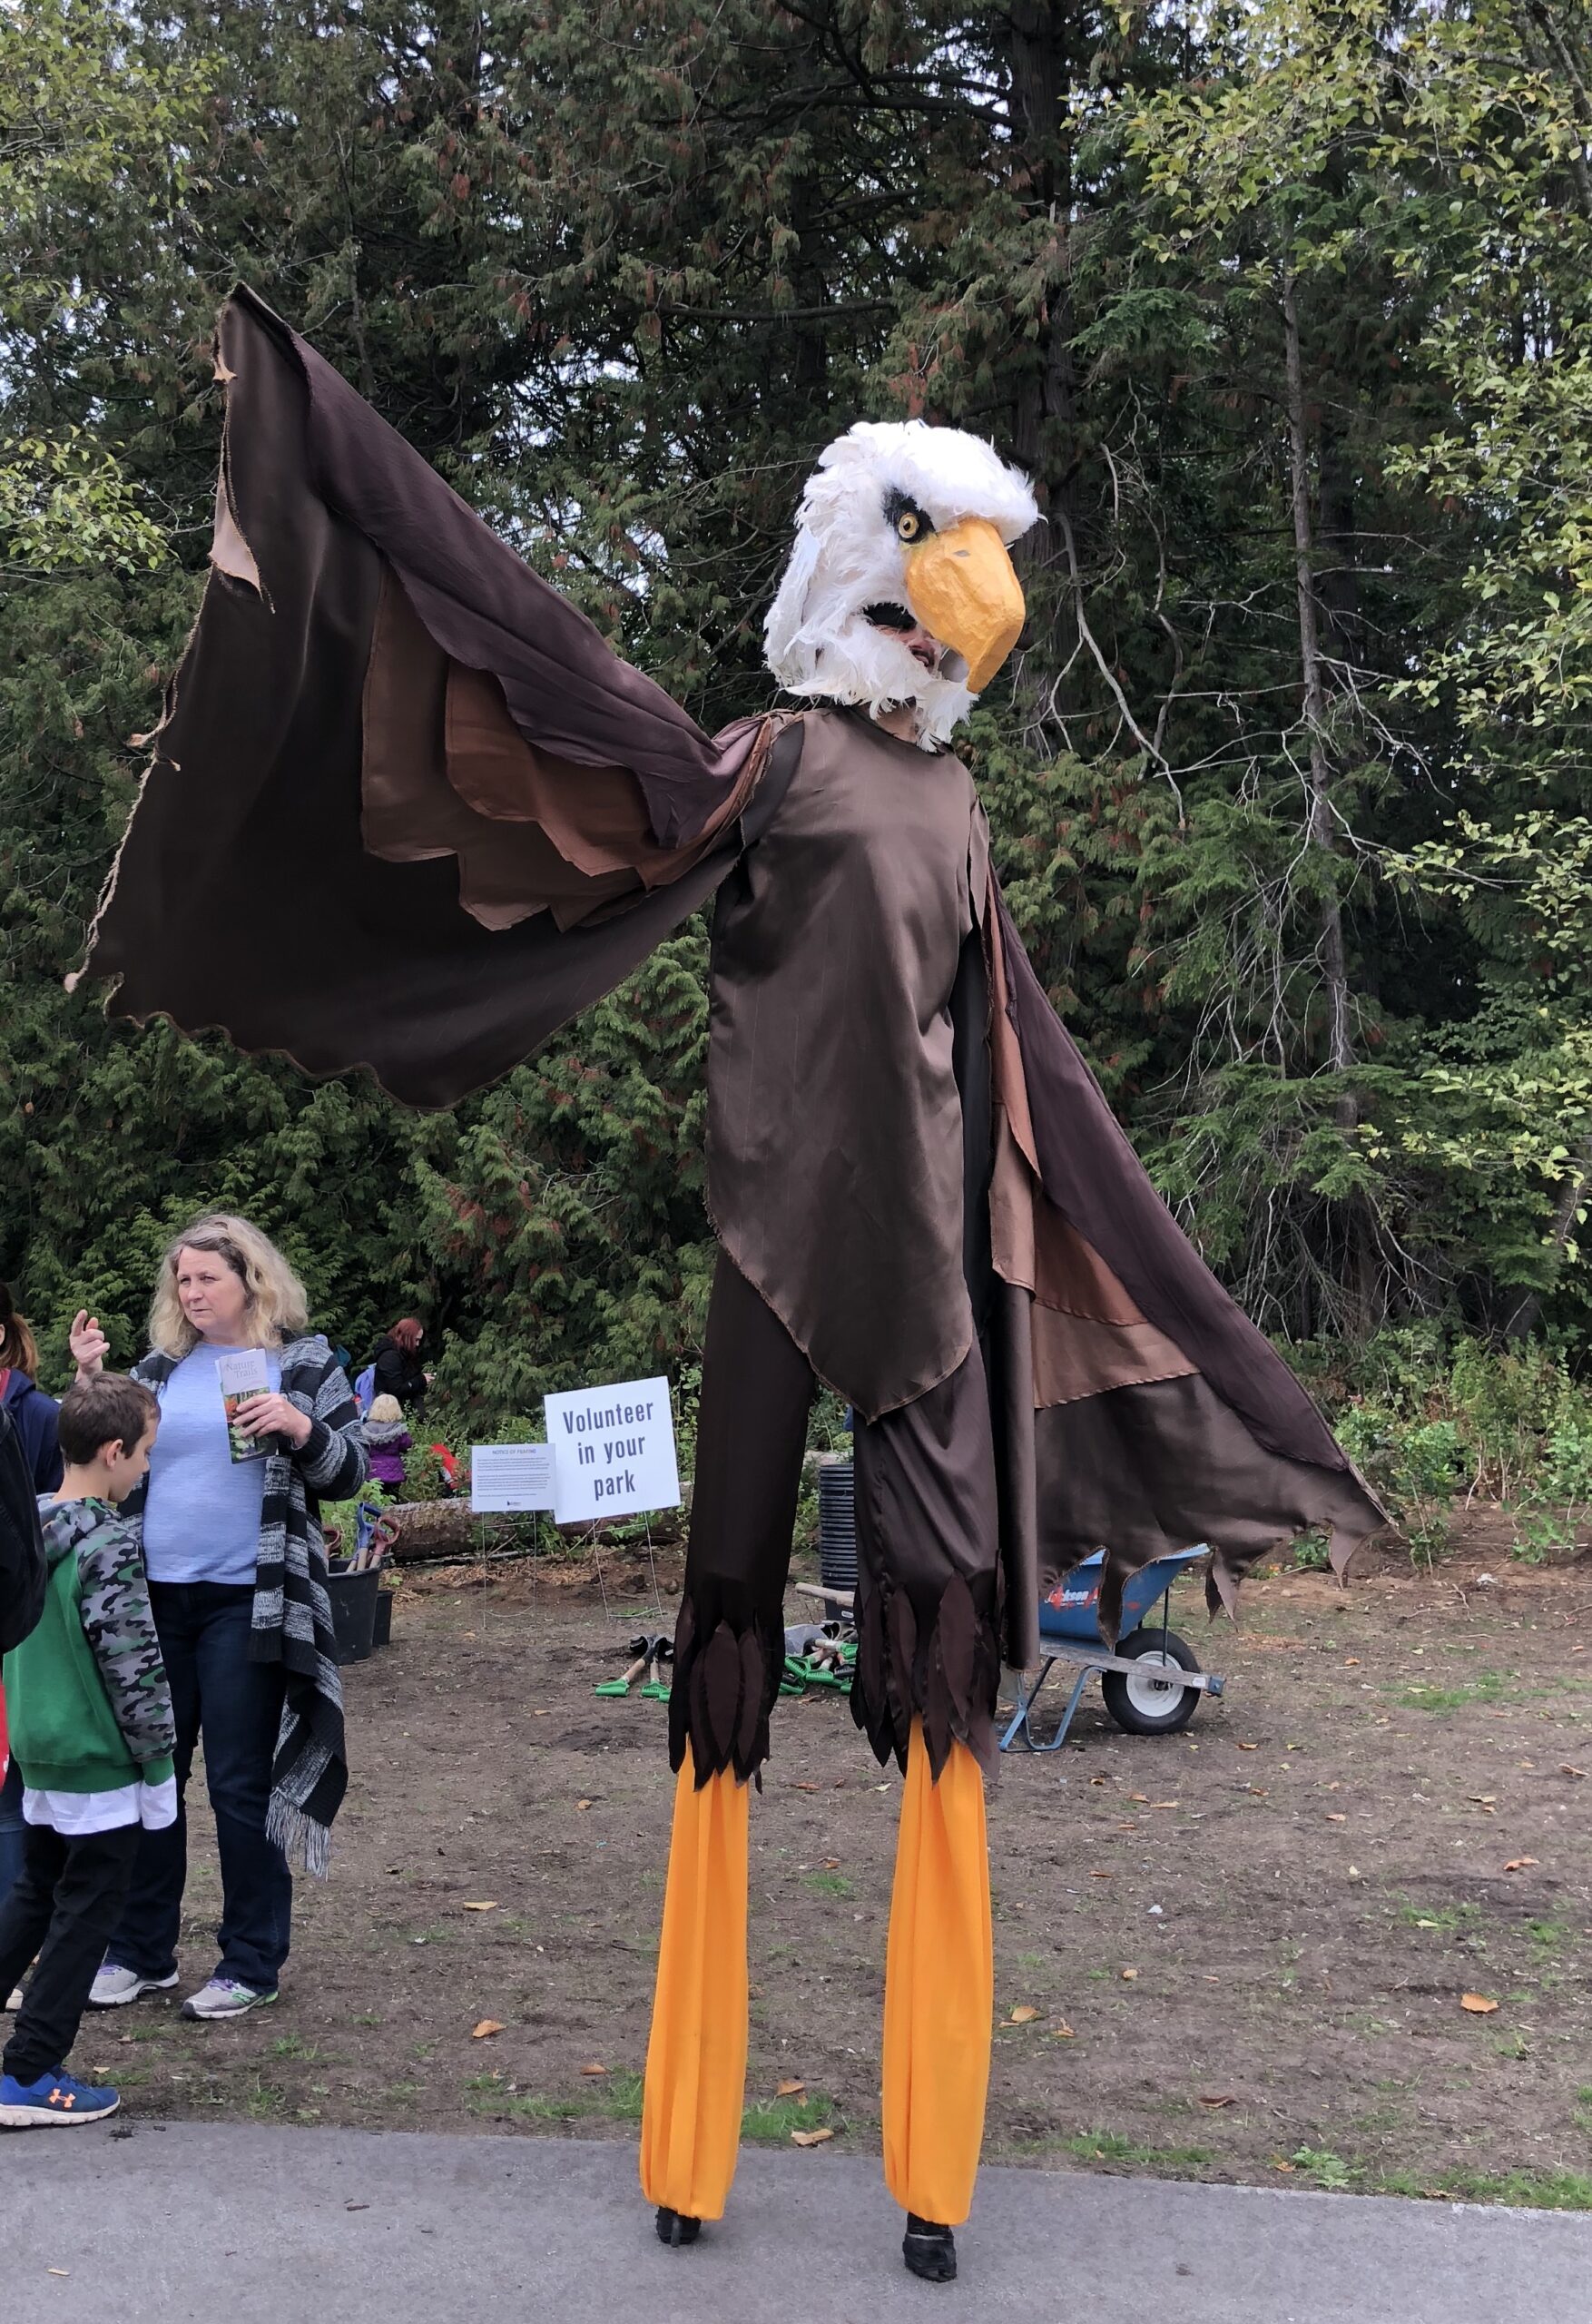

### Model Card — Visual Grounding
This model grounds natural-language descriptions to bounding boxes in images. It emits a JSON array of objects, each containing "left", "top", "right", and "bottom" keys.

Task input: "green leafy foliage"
[
  {"left": 1296, "top": 1325, "right": 1592, "bottom": 1562},
  {"left": 3, "top": 0, "right": 1592, "bottom": 1468}
]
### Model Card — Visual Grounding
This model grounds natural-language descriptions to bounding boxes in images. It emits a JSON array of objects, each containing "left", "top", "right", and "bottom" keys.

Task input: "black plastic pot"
[
  {"left": 372, "top": 1588, "right": 393, "bottom": 1649},
  {"left": 327, "top": 1564, "right": 381, "bottom": 1664},
  {"left": 818, "top": 1460, "right": 858, "bottom": 1611}
]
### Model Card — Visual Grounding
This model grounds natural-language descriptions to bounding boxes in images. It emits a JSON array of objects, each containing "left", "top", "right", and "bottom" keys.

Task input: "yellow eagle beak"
[{"left": 904, "top": 517, "right": 1026, "bottom": 694}]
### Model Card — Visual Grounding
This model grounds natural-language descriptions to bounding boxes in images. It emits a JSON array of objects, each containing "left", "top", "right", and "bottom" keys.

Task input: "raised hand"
[{"left": 70, "top": 1309, "right": 111, "bottom": 1379}]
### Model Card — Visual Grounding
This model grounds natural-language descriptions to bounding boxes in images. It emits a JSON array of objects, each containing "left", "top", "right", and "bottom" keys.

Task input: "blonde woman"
[{"left": 68, "top": 1216, "right": 367, "bottom": 2020}]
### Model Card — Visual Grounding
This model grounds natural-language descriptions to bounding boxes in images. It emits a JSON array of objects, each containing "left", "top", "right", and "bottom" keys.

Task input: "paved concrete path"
[{"left": 8, "top": 2122, "right": 1589, "bottom": 2322}]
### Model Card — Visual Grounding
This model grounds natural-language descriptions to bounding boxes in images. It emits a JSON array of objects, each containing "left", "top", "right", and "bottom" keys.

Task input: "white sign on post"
[
  {"left": 469, "top": 1441, "right": 556, "bottom": 1513},
  {"left": 543, "top": 1375, "right": 681, "bottom": 1525}
]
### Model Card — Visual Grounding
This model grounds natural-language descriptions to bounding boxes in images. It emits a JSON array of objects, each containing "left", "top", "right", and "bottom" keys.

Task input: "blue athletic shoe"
[{"left": 0, "top": 2067, "right": 121, "bottom": 2127}]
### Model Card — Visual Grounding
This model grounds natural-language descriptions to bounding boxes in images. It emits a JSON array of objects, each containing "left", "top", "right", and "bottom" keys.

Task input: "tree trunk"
[
  {"left": 1518, "top": 3, "right": 1592, "bottom": 221},
  {"left": 1316, "top": 412, "right": 1360, "bottom": 656},
  {"left": 1282, "top": 271, "right": 1377, "bottom": 1328},
  {"left": 1501, "top": 1135, "right": 1592, "bottom": 1341},
  {"left": 1001, "top": 1, "right": 1080, "bottom": 704},
  {"left": 1002, "top": 5, "right": 1077, "bottom": 489},
  {"left": 1282, "top": 271, "right": 1353, "bottom": 1088}
]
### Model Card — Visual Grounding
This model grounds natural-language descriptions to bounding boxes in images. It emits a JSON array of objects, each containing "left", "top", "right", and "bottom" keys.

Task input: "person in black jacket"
[
  {"left": 0, "top": 1403, "right": 48, "bottom": 1913},
  {"left": 0, "top": 1407, "right": 45, "bottom": 1658},
  {"left": 0, "top": 1292, "right": 64, "bottom": 1905},
  {"left": 0, "top": 1287, "right": 63, "bottom": 1497},
  {"left": 0, "top": 1292, "right": 54, "bottom": 1907},
  {"left": 369, "top": 1317, "right": 427, "bottom": 1419}
]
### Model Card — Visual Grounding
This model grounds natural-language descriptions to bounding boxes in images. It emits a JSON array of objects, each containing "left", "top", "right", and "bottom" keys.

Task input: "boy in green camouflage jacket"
[{"left": 0, "top": 1373, "right": 171, "bottom": 2126}]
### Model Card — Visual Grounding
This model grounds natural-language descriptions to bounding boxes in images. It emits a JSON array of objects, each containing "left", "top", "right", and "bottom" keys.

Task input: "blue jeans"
[
  {"left": 108, "top": 1582, "right": 292, "bottom": 1993},
  {"left": 0, "top": 1756, "right": 25, "bottom": 1906}
]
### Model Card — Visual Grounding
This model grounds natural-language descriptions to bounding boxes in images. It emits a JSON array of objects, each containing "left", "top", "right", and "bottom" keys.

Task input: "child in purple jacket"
[{"left": 363, "top": 1396, "right": 411, "bottom": 1489}]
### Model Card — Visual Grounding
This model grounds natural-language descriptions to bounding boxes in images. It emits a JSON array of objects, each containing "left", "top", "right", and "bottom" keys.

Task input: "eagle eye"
[{"left": 883, "top": 488, "right": 932, "bottom": 545}]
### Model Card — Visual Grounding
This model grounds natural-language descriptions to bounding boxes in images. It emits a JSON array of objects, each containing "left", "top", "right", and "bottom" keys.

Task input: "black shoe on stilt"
[
  {"left": 902, "top": 2215, "right": 957, "bottom": 2282},
  {"left": 654, "top": 2207, "right": 702, "bottom": 2248}
]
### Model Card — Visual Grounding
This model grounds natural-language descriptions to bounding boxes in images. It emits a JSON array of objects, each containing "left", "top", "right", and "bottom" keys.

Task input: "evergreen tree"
[{"left": 3, "top": 0, "right": 1590, "bottom": 1426}]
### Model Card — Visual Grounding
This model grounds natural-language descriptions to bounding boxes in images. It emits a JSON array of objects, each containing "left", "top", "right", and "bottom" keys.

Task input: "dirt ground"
[{"left": 83, "top": 1521, "right": 1592, "bottom": 2209}]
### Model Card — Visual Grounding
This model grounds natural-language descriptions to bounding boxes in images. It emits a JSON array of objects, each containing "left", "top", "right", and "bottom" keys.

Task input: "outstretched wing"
[
  {"left": 986, "top": 882, "right": 1385, "bottom": 1643},
  {"left": 74, "top": 288, "right": 770, "bottom": 1108}
]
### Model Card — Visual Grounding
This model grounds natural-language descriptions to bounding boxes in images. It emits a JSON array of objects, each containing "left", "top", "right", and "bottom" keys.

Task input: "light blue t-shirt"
[{"left": 141, "top": 1345, "right": 280, "bottom": 1586}]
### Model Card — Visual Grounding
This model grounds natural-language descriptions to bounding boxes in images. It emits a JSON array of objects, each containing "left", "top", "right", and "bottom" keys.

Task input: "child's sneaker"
[
  {"left": 182, "top": 1976, "right": 278, "bottom": 2021},
  {"left": 0, "top": 2068, "right": 121, "bottom": 2127},
  {"left": 88, "top": 1962, "right": 178, "bottom": 2008}
]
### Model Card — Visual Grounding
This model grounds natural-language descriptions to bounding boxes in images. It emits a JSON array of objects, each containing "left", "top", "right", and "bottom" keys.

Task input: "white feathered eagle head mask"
[{"left": 762, "top": 420, "right": 1039, "bottom": 747}]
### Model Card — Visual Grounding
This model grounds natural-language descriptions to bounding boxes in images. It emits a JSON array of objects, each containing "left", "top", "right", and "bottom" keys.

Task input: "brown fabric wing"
[
  {"left": 361, "top": 566, "right": 644, "bottom": 931},
  {"left": 989, "top": 1113, "right": 1198, "bottom": 1407},
  {"left": 993, "top": 885, "right": 1380, "bottom": 1486},
  {"left": 986, "top": 880, "right": 1384, "bottom": 1617},
  {"left": 74, "top": 287, "right": 745, "bottom": 1109},
  {"left": 361, "top": 569, "right": 766, "bottom": 933},
  {"left": 1033, "top": 1372, "right": 1385, "bottom": 1638},
  {"left": 231, "top": 285, "right": 759, "bottom": 849}
]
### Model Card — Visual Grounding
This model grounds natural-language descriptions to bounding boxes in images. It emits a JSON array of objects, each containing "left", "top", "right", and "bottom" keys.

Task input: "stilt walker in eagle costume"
[{"left": 74, "top": 290, "right": 1383, "bottom": 2282}]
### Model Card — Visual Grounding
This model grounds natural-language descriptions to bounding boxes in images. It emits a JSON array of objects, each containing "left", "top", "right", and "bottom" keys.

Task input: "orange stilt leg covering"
[
  {"left": 639, "top": 1754, "right": 750, "bottom": 2221},
  {"left": 881, "top": 1720, "right": 993, "bottom": 2226}
]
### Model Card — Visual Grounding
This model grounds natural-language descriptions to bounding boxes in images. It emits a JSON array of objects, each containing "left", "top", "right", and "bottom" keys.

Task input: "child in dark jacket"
[
  {"left": 363, "top": 1394, "right": 412, "bottom": 1489},
  {"left": 0, "top": 1374, "right": 172, "bottom": 2128}
]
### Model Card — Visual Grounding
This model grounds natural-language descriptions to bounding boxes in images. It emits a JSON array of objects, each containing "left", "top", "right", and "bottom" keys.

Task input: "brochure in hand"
[{"left": 216, "top": 1349, "right": 274, "bottom": 1462}]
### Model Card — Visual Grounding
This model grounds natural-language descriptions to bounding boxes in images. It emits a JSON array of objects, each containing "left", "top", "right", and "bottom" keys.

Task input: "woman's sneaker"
[
  {"left": 0, "top": 2068, "right": 121, "bottom": 2127},
  {"left": 88, "top": 1963, "right": 179, "bottom": 2008},
  {"left": 182, "top": 1976, "right": 278, "bottom": 2021}
]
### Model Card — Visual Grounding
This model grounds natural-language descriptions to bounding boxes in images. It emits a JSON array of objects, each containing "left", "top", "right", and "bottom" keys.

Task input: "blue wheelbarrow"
[{"left": 999, "top": 1546, "right": 1223, "bottom": 1753}]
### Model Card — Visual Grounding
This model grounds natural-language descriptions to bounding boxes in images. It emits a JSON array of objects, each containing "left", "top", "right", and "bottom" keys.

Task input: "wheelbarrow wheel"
[{"left": 1102, "top": 1629, "right": 1202, "bottom": 1736}]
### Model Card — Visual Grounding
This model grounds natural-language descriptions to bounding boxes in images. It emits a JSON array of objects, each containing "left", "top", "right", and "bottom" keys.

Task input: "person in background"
[
  {"left": 369, "top": 1316, "right": 427, "bottom": 1418},
  {"left": 0, "top": 1373, "right": 171, "bottom": 2127},
  {"left": 0, "top": 1285, "right": 63, "bottom": 1500},
  {"left": 0, "top": 1405, "right": 46, "bottom": 1657},
  {"left": 0, "top": 1285, "right": 62, "bottom": 1912},
  {"left": 1, "top": 1405, "right": 47, "bottom": 2010},
  {"left": 69, "top": 1214, "right": 367, "bottom": 2022},
  {"left": 363, "top": 1394, "right": 411, "bottom": 1490}
]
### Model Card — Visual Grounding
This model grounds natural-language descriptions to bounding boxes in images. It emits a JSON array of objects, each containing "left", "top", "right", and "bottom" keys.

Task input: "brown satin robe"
[
  {"left": 674, "top": 708, "right": 1008, "bottom": 1779},
  {"left": 707, "top": 708, "right": 980, "bottom": 1422}
]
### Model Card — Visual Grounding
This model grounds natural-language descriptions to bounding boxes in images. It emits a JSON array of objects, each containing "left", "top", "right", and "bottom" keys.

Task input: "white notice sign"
[
  {"left": 543, "top": 1375, "right": 681, "bottom": 1525},
  {"left": 470, "top": 1442, "right": 556, "bottom": 1513}
]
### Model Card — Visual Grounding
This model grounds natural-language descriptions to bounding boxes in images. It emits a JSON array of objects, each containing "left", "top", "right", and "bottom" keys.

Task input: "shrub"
[{"left": 1299, "top": 1329, "right": 1592, "bottom": 1566}]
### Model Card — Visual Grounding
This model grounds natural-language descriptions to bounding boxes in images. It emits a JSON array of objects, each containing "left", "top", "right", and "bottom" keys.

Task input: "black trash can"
[
  {"left": 818, "top": 1460, "right": 858, "bottom": 1615},
  {"left": 327, "top": 1564, "right": 382, "bottom": 1664}
]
